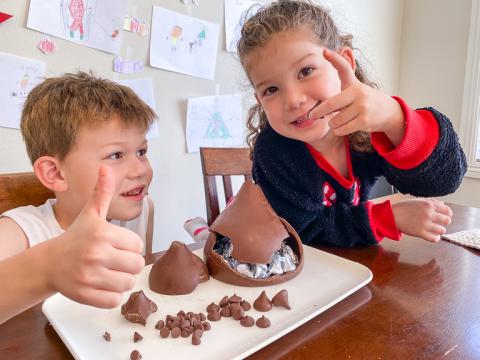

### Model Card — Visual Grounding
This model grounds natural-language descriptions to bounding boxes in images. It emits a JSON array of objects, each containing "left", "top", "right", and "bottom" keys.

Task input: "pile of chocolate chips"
[
  {"left": 155, "top": 310, "right": 211, "bottom": 346},
  {"left": 205, "top": 293, "right": 272, "bottom": 329}
]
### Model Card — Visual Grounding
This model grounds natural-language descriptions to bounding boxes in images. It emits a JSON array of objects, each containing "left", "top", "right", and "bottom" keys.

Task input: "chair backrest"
[
  {"left": 0, "top": 172, "right": 54, "bottom": 214},
  {"left": 200, "top": 147, "right": 253, "bottom": 226}
]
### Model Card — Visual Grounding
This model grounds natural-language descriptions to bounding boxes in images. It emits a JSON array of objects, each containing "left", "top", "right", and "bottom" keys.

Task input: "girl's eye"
[
  {"left": 263, "top": 86, "right": 278, "bottom": 97},
  {"left": 108, "top": 152, "right": 123, "bottom": 160},
  {"left": 299, "top": 66, "right": 314, "bottom": 78},
  {"left": 137, "top": 148, "right": 148, "bottom": 157}
]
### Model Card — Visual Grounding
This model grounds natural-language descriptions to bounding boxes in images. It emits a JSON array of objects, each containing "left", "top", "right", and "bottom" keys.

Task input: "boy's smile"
[
  {"left": 247, "top": 28, "right": 352, "bottom": 148},
  {"left": 53, "top": 115, "right": 153, "bottom": 228}
]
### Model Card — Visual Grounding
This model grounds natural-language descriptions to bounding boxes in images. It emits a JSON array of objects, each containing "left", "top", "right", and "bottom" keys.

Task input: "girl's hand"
[
  {"left": 309, "top": 49, "right": 406, "bottom": 146},
  {"left": 391, "top": 199, "right": 452, "bottom": 242}
]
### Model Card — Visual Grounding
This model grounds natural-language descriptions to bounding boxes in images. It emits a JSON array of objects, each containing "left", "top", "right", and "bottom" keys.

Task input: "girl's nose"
[{"left": 284, "top": 88, "right": 307, "bottom": 111}]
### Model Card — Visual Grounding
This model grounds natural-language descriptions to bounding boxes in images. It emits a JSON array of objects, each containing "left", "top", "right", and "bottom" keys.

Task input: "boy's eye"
[
  {"left": 108, "top": 152, "right": 123, "bottom": 160},
  {"left": 263, "top": 86, "right": 278, "bottom": 97},
  {"left": 299, "top": 66, "right": 314, "bottom": 78},
  {"left": 137, "top": 148, "right": 148, "bottom": 157}
]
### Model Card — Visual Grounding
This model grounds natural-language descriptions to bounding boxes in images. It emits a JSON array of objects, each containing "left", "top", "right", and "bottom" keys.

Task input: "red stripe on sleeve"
[
  {"left": 366, "top": 200, "right": 402, "bottom": 242},
  {"left": 370, "top": 96, "right": 439, "bottom": 170}
]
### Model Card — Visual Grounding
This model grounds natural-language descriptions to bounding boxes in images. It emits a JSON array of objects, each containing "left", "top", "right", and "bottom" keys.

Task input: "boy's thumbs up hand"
[{"left": 47, "top": 166, "right": 145, "bottom": 308}]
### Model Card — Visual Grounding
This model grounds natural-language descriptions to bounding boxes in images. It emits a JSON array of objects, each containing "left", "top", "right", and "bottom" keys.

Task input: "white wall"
[
  {"left": 0, "top": 0, "right": 403, "bottom": 251},
  {"left": 397, "top": 0, "right": 478, "bottom": 207}
]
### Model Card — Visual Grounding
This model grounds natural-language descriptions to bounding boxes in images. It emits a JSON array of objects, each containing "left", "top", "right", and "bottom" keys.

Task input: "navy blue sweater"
[{"left": 252, "top": 107, "right": 466, "bottom": 247}]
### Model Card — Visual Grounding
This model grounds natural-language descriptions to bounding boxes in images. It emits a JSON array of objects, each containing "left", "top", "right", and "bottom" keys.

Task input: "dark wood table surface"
[{"left": 1, "top": 199, "right": 480, "bottom": 359}]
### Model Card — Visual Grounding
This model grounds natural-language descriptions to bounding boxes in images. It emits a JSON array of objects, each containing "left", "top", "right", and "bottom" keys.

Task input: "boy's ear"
[
  {"left": 339, "top": 47, "right": 356, "bottom": 72},
  {"left": 33, "top": 156, "right": 68, "bottom": 192}
]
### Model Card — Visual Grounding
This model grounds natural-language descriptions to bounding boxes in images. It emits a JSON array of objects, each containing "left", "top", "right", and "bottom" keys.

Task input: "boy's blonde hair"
[
  {"left": 237, "top": 0, "right": 375, "bottom": 153},
  {"left": 21, "top": 71, "right": 157, "bottom": 164}
]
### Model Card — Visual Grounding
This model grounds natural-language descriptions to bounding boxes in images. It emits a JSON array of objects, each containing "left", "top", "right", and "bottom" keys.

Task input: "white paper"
[
  {"left": 117, "top": 78, "right": 159, "bottom": 139},
  {"left": 27, "top": 0, "right": 128, "bottom": 55},
  {"left": 186, "top": 94, "right": 243, "bottom": 153},
  {"left": 150, "top": 6, "right": 220, "bottom": 80},
  {"left": 0, "top": 52, "right": 46, "bottom": 129},
  {"left": 224, "top": 0, "right": 263, "bottom": 52}
]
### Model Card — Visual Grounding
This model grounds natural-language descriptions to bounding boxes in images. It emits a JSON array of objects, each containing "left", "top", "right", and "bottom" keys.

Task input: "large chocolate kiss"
[
  {"left": 149, "top": 241, "right": 209, "bottom": 295},
  {"left": 204, "top": 181, "right": 304, "bottom": 286}
]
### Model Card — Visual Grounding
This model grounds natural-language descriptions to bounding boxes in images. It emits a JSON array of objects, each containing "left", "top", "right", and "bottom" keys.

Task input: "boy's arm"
[
  {"left": 0, "top": 217, "right": 29, "bottom": 261},
  {"left": 146, "top": 196, "right": 154, "bottom": 255},
  {"left": 0, "top": 238, "right": 56, "bottom": 324}
]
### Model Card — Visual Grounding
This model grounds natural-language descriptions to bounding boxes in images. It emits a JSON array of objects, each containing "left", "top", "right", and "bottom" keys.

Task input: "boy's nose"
[{"left": 127, "top": 157, "right": 148, "bottom": 178}]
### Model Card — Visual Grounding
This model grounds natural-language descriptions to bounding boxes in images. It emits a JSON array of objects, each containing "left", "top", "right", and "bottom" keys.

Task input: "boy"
[{"left": 0, "top": 72, "right": 156, "bottom": 324}]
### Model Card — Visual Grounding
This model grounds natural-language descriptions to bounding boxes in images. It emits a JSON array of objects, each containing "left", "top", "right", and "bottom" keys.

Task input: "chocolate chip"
[
  {"left": 160, "top": 327, "right": 170, "bottom": 338},
  {"left": 230, "top": 303, "right": 244, "bottom": 320},
  {"left": 130, "top": 350, "right": 142, "bottom": 360},
  {"left": 207, "top": 310, "right": 221, "bottom": 321},
  {"left": 103, "top": 331, "right": 111, "bottom": 342},
  {"left": 220, "top": 306, "right": 231, "bottom": 317},
  {"left": 155, "top": 320, "right": 165, "bottom": 330},
  {"left": 240, "top": 315, "right": 254, "bottom": 327},
  {"left": 133, "top": 331, "right": 143, "bottom": 343},
  {"left": 256, "top": 315, "right": 271, "bottom": 328},
  {"left": 219, "top": 295, "right": 229, "bottom": 307},
  {"left": 202, "top": 321, "right": 211, "bottom": 331},
  {"left": 199, "top": 312, "right": 206, "bottom": 321},
  {"left": 171, "top": 327, "right": 181, "bottom": 338},
  {"left": 229, "top": 294, "right": 242, "bottom": 303},
  {"left": 206, "top": 302, "right": 220, "bottom": 313},
  {"left": 240, "top": 300, "right": 251, "bottom": 311},
  {"left": 192, "top": 334, "right": 201, "bottom": 345}
]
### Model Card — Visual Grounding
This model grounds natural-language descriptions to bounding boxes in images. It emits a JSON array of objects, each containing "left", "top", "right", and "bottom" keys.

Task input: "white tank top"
[{"left": 1, "top": 198, "right": 149, "bottom": 255}]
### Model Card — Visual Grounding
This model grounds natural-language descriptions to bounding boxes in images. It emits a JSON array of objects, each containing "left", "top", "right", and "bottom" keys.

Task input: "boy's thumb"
[{"left": 82, "top": 165, "right": 115, "bottom": 219}]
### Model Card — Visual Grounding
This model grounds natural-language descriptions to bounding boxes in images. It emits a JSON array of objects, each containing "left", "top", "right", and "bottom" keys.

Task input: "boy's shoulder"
[{"left": 0, "top": 199, "right": 61, "bottom": 249}]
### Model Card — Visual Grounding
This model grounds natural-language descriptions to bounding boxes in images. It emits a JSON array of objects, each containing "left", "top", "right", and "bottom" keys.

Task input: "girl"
[{"left": 237, "top": 0, "right": 466, "bottom": 247}]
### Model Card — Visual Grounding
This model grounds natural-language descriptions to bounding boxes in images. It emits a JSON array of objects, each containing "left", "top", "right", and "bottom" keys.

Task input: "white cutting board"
[{"left": 42, "top": 245, "right": 372, "bottom": 359}]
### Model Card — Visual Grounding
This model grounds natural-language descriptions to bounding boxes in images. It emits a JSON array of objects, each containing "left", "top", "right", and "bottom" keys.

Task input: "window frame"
[{"left": 460, "top": 0, "right": 480, "bottom": 178}]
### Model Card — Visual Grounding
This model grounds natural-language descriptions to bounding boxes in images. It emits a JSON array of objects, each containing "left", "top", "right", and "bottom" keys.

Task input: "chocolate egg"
[
  {"left": 149, "top": 241, "right": 209, "bottom": 295},
  {"left": 204, "top": 181, "right": 303, "bottom": 286}
]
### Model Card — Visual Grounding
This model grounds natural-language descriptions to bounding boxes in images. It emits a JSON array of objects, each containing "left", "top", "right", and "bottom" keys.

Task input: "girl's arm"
[{"left": 372, "top": 102, "right": 467, "bottom": 196}]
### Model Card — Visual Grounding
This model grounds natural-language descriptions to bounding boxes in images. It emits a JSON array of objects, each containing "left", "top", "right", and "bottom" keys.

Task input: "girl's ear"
[
  {"left": 339, "top": 47, "right": 356, "bottom": 72},
  {"left": 33, "top": 156, "right": 68, "bottom": 193}
]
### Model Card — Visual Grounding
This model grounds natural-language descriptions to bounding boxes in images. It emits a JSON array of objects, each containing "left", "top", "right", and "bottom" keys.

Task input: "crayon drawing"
[
  {"left": 186, "top": 94, "right": 243, "bottom": 153},
  {"left": 0, "top": 52, "right": 46, "bottom": 129},
  {"left": 150, "top": 6, "right": 220, "bottom": 80},
  {"left": 27, "top": 0, "right": 127, "bottom": 55}
]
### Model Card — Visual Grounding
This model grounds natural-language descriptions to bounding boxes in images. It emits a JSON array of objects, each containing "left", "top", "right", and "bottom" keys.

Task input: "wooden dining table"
[{"left": 1, "top": 195, "right": 480, "bottom": 359}]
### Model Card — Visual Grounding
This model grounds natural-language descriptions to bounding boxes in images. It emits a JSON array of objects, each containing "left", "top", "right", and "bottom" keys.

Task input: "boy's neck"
[
  {"left": 51, "top": 200, "right": 79, "bottom": 231},
  {"left": 309, "top": 135, "right": 348, "bottom": 178}
]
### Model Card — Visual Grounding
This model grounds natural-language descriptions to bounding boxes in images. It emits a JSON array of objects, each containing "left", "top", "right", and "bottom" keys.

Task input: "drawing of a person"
[
  {"left": 197, "top": 29, "right": 206, "bottom": 46},
  {"left": 68, "top": 0, "right": 85, "bottom": 40},
  {"left": 167, "top": 25, "right": 183, "bottom": 51}
]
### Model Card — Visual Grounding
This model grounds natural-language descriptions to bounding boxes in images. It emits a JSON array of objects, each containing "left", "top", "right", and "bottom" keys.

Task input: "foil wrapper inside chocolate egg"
[{"left": 204, "top": 181, "right": 304, "bottom": 286}]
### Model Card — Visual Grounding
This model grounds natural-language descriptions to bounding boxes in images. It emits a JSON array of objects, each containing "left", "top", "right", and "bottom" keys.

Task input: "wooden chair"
[
  {"left": 0, "top": 172, "right": 54, "bottom": 214},
  {"left": 0, "top": 172, "right": 153, "bottom": 255},
  {"left": 200, "top": 147, "right": 253, "bottom": 226}
]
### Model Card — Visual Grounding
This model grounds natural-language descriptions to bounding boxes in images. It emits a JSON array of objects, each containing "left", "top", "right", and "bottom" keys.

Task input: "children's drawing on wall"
[
  {"left": 186, "top": 94, "right": 243, "bottom": 153},
  {"left": 150, "top": 6, "right": 220, "bottom": 80},
  {"left": 0, "top": 52, "right": 46, "bottom": 129},
  {"left": 224, "top": 0, "right": 262, "bottom": 52},
  {"left": 167, "top": 25, "right": 183, "bottom": 52},
  {"left": 27, "top": 0, "right": 127, "bottom": 55}
]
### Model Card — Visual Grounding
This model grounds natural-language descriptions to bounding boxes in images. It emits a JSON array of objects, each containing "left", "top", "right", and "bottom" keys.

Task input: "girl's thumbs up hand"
[{"left": 46, "top": 166, "right": 145, "bottom": 308}]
